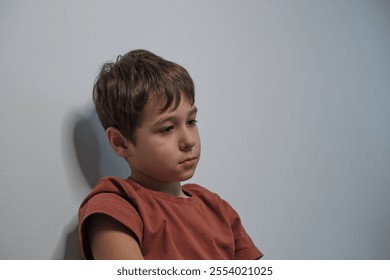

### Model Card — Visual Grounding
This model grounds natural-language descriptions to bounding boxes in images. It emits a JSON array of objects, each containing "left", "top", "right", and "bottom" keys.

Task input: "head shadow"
[
  {"left": 73, "top": 107, "right": 130, "bottom": 187},
  {"left": 61, "top": 104, "right": 129, "bottom": 259}
]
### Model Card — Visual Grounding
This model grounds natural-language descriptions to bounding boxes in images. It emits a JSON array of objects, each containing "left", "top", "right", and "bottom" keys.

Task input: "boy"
[{"left": 78, "top": 49, "right": 263, "bottom": 260}]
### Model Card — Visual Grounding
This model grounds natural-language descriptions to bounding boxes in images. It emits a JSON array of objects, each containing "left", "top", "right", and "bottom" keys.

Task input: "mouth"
[{"left": 179, "top": 157, "right": 198, "bottom": 165}]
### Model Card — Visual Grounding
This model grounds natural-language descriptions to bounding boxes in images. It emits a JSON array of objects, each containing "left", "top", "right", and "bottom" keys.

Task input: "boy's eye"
[
  {"left": 187, "top": 119, "right": 198, "bottom": 126},
  {"left": 160, "top": 126, "right": 174, "bottom": 134}
]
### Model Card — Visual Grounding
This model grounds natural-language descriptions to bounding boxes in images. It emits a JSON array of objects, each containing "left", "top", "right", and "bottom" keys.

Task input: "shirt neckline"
[{"left": 126, "top": 177, "right": 199, "bottom": 205}]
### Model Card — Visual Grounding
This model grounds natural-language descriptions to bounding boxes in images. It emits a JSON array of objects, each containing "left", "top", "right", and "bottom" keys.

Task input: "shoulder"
[
  {"left": 94, "top": 176, "right": 133, "bottom": 191},
  {"left": 84, "top": 176, "right": 142, "bottom": 199},
  {"left": 78, "top": 176, "right": 145, "bottom": 259},
  {"left": 183, "top": 183, "right": 220, "bottom": 200},
  {"left": 79, "top": 176, "right": 137, "bottom": 208},
  {"left": 79, "top": 176, "right": 144, "bottom": 220},
  {"left": 183, "top": 183, "right": 236, "bottom": 213}
]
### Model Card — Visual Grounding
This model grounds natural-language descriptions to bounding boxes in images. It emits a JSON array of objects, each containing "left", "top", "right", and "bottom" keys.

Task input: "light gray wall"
[{"left": 1, "top": 0, "right": 389, "bottom": 259}]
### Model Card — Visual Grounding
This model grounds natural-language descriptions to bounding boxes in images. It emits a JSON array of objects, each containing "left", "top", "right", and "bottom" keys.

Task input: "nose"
[{"left": 179, "top": 127, "right": 196, "bottom": 151}]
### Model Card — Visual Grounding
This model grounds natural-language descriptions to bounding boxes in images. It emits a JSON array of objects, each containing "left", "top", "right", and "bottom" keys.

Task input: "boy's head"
[
  {"left": 93, "top": 50, "right": 200, "bottom": 185},
  {"left": 93, "top": 49, "right": 195, "bottom": 144}
]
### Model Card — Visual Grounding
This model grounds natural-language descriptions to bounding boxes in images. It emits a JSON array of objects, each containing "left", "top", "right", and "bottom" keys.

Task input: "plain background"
[{"left": 1, "top": 0, "right": 389, "bottom": 259}]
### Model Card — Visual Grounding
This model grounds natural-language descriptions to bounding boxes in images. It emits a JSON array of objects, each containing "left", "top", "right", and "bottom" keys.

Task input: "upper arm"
[{"left": 87, "top": 213, "right": 144, "bottom": 260}]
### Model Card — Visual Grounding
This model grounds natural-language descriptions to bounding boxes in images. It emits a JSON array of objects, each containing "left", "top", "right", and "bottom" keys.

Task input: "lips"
[{"left": 179, "top": 157, "right": 198, "bottom": 165}]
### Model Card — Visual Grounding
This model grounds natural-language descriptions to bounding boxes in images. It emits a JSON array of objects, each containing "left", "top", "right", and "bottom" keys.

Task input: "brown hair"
[{"left": 93, "top": 49, "right": 195, "bottom": 144}]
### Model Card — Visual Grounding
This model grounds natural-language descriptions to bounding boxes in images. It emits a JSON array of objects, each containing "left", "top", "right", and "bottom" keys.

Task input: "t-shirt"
[{"left": 78, "top": 176, "right": 263, "bottom": 260}]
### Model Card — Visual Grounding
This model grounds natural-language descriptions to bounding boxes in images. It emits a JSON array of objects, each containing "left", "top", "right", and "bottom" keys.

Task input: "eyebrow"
[{"left": 153, "top": 106, "right": 198, "bottom": 127}]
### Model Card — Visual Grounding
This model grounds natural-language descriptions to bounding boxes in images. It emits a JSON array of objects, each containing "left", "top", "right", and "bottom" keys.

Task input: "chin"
[{"left": 180, "top": 171, "right": 196, "bottom": 182}]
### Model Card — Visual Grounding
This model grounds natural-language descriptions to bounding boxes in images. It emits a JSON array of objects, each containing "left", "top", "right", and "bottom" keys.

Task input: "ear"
[{"left": 106, "top": 127, "right": 132, "bottom": 158}]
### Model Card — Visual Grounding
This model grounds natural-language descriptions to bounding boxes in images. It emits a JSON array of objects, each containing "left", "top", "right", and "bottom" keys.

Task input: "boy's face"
[{"left": 127, "top": 94, "right": 201, "bottom": 187}]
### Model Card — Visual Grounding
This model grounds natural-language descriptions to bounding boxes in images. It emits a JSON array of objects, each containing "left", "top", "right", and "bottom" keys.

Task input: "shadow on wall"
[
  {"left": 61, "top": 105, "right": 130, "bottom": 259},
  {"left": 73, "top": 108, "right": 130, "bottom": 187}
]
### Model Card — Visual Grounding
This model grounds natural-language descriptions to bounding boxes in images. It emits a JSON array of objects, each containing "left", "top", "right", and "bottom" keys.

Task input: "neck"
[{"left": 129, "top": 171, "right": 188, "bottom": 198}]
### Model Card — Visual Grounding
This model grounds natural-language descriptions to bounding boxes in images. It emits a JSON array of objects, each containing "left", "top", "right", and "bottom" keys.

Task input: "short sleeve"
[
  {"left": 78, "top": 192, "right": 143, "bottom": 259},
  {"left": 222, "top": 200, "right": 263, "bottom": 260}
]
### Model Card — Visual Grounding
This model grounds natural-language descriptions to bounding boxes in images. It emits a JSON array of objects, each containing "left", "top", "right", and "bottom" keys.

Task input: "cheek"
[
  {"left": 194, "top": 130, "right": 201, "bottom": 145},
  {"left": 141, "top": 140, "right": 174, "bottom": 160}
]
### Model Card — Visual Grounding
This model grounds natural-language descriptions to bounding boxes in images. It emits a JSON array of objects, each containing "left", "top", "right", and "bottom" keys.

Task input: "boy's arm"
[{"left": 87, "top": 214, "right": 144, "bottom": 260}]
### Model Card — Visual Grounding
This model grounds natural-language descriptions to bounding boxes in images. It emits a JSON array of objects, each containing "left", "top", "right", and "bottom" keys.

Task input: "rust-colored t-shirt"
[{"left": 78, "top": 176, "right": 263, "bottom": 260}]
